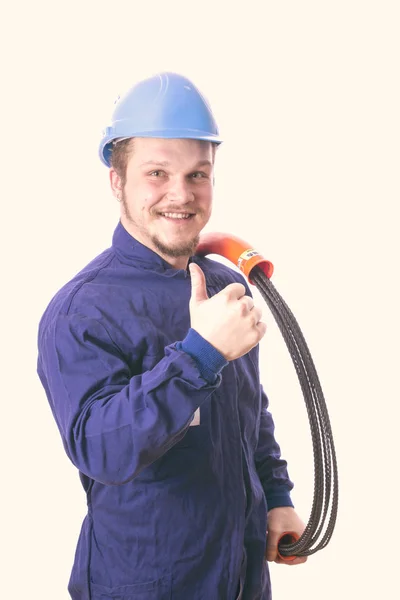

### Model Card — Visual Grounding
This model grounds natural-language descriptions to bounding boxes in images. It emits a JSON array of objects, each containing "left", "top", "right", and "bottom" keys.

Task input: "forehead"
[{"left": 128, "top": 137, "right": 214, "bottom": 167}]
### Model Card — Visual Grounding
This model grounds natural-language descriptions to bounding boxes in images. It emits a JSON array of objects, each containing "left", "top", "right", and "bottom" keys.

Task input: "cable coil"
[{"left": 196, "top": 233, "right": 338, "bottom": 561}]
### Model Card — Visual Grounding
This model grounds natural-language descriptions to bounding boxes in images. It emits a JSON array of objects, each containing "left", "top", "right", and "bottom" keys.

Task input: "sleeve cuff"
[
  {"left": 176, "top": 328, "right": 228, "bottom": 384},
  {"left": 266, "top": 491, "right": 294, "bottom": 511}
]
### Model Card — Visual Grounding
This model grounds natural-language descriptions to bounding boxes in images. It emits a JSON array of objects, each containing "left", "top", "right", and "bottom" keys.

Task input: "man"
[{"left": 37, "top": 72, "right": 306, "bottom": 600}]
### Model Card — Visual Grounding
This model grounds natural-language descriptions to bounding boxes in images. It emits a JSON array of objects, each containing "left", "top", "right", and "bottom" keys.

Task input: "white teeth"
[{"left": 161, "top": 212, "right": 192, "bottom": 219}]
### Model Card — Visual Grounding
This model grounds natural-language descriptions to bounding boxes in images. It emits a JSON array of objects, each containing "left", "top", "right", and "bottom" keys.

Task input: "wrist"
[{"left": 176, "top": 328, "right": 228, "bottom": 383}]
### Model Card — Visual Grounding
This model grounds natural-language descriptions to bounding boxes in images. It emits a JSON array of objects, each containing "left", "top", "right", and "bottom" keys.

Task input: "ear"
[{"left": 109, "top": 168, "right": 123, "bottom": 201}]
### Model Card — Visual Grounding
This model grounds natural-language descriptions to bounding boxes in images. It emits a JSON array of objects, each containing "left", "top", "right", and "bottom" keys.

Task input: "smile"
[{"left": 160, "top": 212, "right": 194, "bottom": 220}]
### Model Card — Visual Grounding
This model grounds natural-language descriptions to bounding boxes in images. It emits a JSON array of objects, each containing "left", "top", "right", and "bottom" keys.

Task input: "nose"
[{"left": 165, "top": 175, "right": 194, "bottom": 203}]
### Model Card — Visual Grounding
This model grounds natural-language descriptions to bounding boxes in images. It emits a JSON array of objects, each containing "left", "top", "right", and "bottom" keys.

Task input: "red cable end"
[
  {"left": 196, "top": 232, "right": 274, "bottom": 285},
  {"left": 276, "top": 531, "right": 300, "bottom": 563}
]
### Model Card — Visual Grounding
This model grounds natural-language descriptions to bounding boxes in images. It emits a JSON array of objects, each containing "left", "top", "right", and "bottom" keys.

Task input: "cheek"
[
  {"left": 200, "top": 189, "right": 213, "bottom": 214},
  {"left": 129, "top": 188, "right": 159, "bottom": 214},
  {"left": 142, "top": 194, "right": 159, "bottom": 215}
]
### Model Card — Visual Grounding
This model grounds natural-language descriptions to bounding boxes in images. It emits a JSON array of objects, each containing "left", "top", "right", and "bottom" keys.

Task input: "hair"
[
  {"left": 110, "top": 138, "right": 218, "bottom": 187},
  {"left": 110, "top": 139, "right": 135, "bottom": 187}
]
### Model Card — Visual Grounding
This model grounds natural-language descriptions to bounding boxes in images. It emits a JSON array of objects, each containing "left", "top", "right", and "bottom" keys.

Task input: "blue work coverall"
[{"left": 37, "top": 222, "right": 294, "bottom": 600}]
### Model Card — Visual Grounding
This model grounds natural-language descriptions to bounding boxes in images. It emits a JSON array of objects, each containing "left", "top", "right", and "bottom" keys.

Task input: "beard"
[
  {"left": 121, "top": 192, "right": 201, "bottom": 259},
  {"left": 151, "top": 232, "right": 200, "bottom": 258}
]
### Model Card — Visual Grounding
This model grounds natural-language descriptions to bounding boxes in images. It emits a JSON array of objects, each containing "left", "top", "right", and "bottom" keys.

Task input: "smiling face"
[{"left": 109, "top": 137, "right": 215, "bottom": 269}]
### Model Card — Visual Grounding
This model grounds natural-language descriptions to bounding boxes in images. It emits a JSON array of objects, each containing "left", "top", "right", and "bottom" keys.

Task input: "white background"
[{"left": 1, "top": 1, "right": 399, "bottom": 598}]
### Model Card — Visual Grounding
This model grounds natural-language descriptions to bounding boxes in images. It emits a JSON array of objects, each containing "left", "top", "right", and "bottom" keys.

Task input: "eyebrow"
[{"left": 140, "top": 159, "right": 213, "bottom": 168}]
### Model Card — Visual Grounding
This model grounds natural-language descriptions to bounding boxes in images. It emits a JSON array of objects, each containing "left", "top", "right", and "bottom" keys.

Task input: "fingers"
[
  {"left": 189, "top": 263, "right": 209, "bottom": 303},
  {"left": 245, "top": 304, "right": 266, "bottom": 333},
  {"left": 256, "top": 320, "right": 267, "bottom": 338},
  {"left": 265, "top": 539, "right": 307, "bottom": 565},
  {"left": 274, "top": 555, "right": 308, "bottom": 566},
  {"left": 265, "top": 508, "right": 308, "bottom": 567},
  {"left": 188, "top": 268, "right": 267, "bottom": 359},
  {"left": 240, "top": 300, "right": 266, "bottom": 341},
  {"left": 223, "top": 282, "right": 247, "bottom": 300},
  {"left": 265, "top": 532, "right": 280, "bottom": 562},
  {"left": 250, "top": 305, "right": 262, "bottom": 323}
]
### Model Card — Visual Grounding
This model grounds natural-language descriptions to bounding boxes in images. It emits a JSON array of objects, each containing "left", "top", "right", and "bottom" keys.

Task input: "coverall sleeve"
[
  {"left": 254, "top": 385, "right": 295, "bottom": 510},
  {"left": 37, "top": 313, "right": 219, "bottom": 485}
]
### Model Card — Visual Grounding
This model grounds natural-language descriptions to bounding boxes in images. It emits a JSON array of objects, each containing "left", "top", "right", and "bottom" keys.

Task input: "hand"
[
  {"left": 265, "top": 507, "right": 308, "bottom": 566},
  {"left": 189, "top": 263, "right": 266, "bottom": 361}
]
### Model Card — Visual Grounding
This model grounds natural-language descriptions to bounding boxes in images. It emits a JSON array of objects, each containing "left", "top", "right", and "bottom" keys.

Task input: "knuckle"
[
  {"left": 227, "top": 282, "right": 245, "bottom": 297},
  {"left": 238, "top": 301, "right": 247, "bottom": 316},
  {"left": 222, "top": 286, "right": 233, "bottom": 300}
]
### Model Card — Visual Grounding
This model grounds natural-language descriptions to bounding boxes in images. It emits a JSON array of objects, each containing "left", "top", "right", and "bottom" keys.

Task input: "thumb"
[{"left": 189, "top": 263, "right": 209, "bottom": 303}]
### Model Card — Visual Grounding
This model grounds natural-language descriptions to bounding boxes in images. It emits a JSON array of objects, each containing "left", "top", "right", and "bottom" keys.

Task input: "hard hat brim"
[{"left": 100, "top": 129, "right": 223, "bottom": 168}]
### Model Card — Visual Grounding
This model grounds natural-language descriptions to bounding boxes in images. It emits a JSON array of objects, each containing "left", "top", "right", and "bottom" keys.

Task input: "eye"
[
  {"left": 190, "top": 171, "right": 207, "bottom": 179},
  {"left": 149, "top": 170, "right": 166, "bottom": 177}
]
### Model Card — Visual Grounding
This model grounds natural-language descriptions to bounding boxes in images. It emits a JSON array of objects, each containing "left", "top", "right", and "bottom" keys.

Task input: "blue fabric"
[
  {"left": 176, "top": 328, "right": 229, "bottom": 383},
  {"left": 37, "top": 221, "right": 294, "bottom": 600}
]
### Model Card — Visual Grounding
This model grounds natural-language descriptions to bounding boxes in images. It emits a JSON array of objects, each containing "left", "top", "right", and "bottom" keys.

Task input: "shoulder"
[{"left": 38, "top": 247, "right": 115, "bottom": 336}]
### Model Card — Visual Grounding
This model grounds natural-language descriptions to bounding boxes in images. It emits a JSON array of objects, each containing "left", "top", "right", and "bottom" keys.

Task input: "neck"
[{"left": 120, "top": 218, "right": 191, "bottom": 270}]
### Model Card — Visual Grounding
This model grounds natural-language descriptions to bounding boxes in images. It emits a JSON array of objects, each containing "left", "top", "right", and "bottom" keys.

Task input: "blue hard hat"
[{"left": 99, "top": 72, "right": 222, "bottom": 167}]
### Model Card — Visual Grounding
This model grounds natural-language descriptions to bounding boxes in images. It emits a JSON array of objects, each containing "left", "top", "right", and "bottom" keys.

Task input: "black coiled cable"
[{"left": 251, "top": 265, "right": 339, "bottom": 557}]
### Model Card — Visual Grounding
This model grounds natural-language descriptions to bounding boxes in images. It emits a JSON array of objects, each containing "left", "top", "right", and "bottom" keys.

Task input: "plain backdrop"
[{"left": 1, "top": 1, "right": 399, "bottom": 598}]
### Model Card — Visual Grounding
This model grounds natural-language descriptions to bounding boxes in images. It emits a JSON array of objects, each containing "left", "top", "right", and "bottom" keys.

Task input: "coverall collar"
[{"left": 112, "top": 221, "right": 193, "bottom": 277}]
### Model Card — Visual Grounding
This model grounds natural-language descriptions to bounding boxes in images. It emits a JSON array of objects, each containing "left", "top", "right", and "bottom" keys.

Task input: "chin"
[{"left": 153, "top": 234, "right": 200, "bottom": 259}]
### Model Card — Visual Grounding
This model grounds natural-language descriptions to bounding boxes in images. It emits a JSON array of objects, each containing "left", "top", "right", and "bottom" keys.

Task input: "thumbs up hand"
[{"left": 188, "top": 263, "right": 267, "bottom": 361}]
